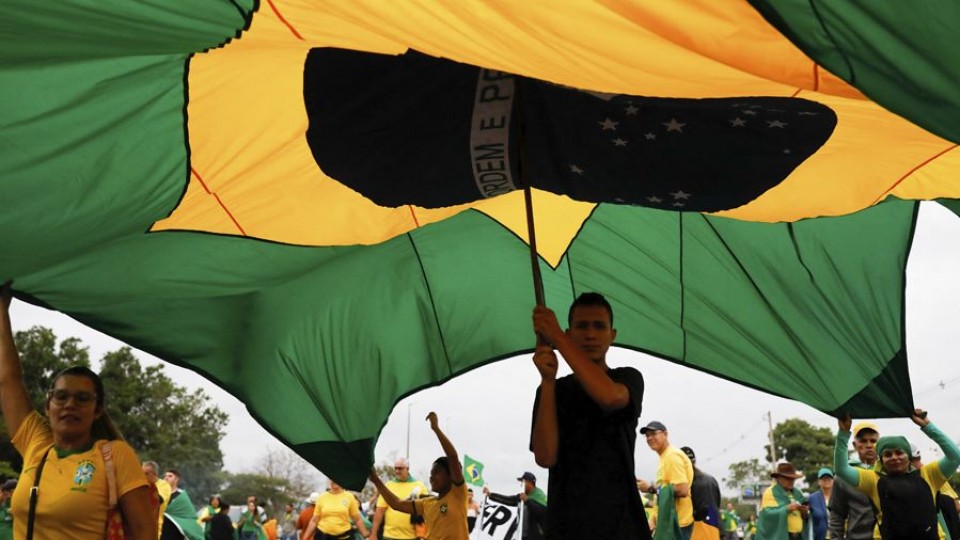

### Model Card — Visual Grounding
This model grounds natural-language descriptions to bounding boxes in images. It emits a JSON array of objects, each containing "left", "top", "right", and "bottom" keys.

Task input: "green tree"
[
  {"left": 725, "top": 458, "right": 769, "bottom": 492},
  {"left": 766, "top": 418, "right": 834, "bottom": 486},
  {"left": 0, "top": 327, "right": 91, "bottom": 473},
  {"left": 220, "top": 472, "right": 293, "bottom": 518},
  {"left": 98, "top": 347, "right": 227, "bottom": 501},
  {"left": 0, "top": 327, "right": 228, "bottom": 503}
]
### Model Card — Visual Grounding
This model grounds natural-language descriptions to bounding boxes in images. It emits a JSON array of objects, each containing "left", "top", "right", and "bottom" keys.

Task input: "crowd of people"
[{"left": 3, "top": 282, "right": 960, "bottom": 540}]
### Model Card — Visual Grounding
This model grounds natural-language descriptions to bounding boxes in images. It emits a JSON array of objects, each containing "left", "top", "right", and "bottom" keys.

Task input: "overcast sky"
[{"left": 8, "top": 202, "right": 960, "bottom": 498}]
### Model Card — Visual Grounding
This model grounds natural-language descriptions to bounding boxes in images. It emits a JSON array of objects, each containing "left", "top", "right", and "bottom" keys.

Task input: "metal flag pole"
[{"left": 516, "top": 478, "right": 526, "bottom": 540}]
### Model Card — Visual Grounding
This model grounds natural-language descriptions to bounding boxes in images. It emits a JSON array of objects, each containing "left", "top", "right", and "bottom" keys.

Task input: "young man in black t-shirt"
[{"left": 530, "top": 292, "right": 648, "bottom": 539}]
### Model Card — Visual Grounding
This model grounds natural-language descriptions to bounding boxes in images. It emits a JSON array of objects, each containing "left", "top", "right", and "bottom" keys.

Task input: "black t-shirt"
[
  {"left": 209, "top": 513, "right": 235, "bottom": 540},
  {"left": 690, "top": 469, "right": 721, "bottom": 522},
  {"left": 531, "top": 366, "right": 648, "bottom": 539}
]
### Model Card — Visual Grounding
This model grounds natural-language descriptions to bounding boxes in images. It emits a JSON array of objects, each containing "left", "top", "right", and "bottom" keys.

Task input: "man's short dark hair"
[
  {"left": 165, "top": 469, "right": 180, "bottom": 478},
  {"left": 568, "top": 292, "right": 614, "bottom": 327}
]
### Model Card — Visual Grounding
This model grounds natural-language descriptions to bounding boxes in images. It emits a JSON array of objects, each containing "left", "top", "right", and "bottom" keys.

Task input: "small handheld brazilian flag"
[{"left": 463, "top": 455, "right": 485, "bottom": 487}]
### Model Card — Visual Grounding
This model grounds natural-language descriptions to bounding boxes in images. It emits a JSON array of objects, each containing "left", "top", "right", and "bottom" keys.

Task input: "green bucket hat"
[{"left": 876, "top": 435, "right": 911, "bottom": 460}]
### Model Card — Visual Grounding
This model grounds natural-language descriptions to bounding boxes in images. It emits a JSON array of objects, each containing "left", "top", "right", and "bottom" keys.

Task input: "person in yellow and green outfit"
[
  {"left": 757, "top": 462, "right": 809, "bottom": 540},
  {"left": 0, "top": 479, "right": 15, "bottom": 540},
  {"left": 834, "top": 409, "right": 960, "bottom": 540},
  {"left": 371, "top": 412, "right": 469, "bottom": 540},
  {"left": 301, "top": 481, "right": 371, "bottom": 540},
  {"left": 197, "top": 494, "right": 223, "bottom": 539},
  {"left": 721, "top": 503, "right": 740, "bottom": 540}
]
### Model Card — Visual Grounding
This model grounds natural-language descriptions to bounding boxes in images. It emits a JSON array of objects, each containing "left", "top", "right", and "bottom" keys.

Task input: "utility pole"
[
  {"left": 406, "top": 402, "right": 416, "bottom": 461},
  {"left": 767, "top": 411, "right": 778, "bottom": 470}
]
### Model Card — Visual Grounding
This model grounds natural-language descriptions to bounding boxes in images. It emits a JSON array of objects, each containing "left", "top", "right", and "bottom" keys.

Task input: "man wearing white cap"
[
  {"left": 296, "top": 492, "right": 320, "bottom": 538},
  {"left": 829, "top": 421, "right": 879, "bottom": 540}
]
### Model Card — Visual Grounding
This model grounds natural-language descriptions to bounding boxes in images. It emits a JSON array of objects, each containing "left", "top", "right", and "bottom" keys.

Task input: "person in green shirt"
[
  {"left": 721, "top": 502, "right": 740, "bottom": 540},
  {"left": 0, "top": 479, "right": 16, "bottom": 540}
]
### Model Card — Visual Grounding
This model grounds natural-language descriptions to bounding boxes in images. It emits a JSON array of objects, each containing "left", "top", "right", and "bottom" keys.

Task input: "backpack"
[{"left": 876, "top": 472, "right": 939, "bottom": 540}]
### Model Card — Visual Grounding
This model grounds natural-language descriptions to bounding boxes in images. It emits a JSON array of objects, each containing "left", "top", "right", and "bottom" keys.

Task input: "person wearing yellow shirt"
[
  {"left": 757, "top": 462, "right": 809, "bottom": 540},
  {"left": 636, "top": 421, "right": 695, "bottom": 539},
  {"left": 370, "top": 412, "right": 469, "bottom": 540},
  {"left": 0, "top": 285, "right": 156, "bottom": 540},
  {"left": 301, "top": 481, "right": 371, "bottom": 540},
  {"left": 371, "top": 458, "right": 429, "bottom": 540},
  {"left": 834, "top": 410, "right": 960, "bottom": 540},
  {"left": 143, "top": 461, "right": 171, "bottom": 538}
]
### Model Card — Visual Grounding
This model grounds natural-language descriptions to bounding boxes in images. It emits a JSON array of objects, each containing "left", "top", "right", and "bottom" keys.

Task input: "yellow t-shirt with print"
[
  {"left": 377, "top": 478, "right": 430, "bottom": 538},
  {"left": 760, "top": 485, "right": 804, "bottom": 533},
  {"left": 414, "top": 481, "right": 469, "bottom": 540},
  {"left": 657, "top": 445, "right": 695, "bottom": 527},
  {"left": 10, "top": 411, "right": 148, "bottom": 540},
  {"left": 316, "top": 491, "right": 358, "bottom": 535}
]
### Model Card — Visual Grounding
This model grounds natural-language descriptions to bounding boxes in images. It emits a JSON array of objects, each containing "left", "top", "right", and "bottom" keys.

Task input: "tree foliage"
[
  {"left": 0, "top": 327, "right": 90, "bottom": 473},
  {"left": 0, "top": 326, "right": 227, "bottom": 501},
  {"left": 98, "top": 347, "right": 228, "bottom": 500},
  {"left": 725, "top": 458, "right": 770, "bottom": 491},
  {"left": 766, "top": 418, "right": 834, "bottom": 486},
  {"left": 257, "top": 447, "right": 326, "bottom": 509},
  {"left": 220, "top": 472, "right": 293, "bottom": 517}
]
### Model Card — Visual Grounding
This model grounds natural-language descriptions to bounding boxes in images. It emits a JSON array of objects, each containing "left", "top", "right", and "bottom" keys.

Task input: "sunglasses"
[{"left": 47, "top": 389, "right": 97, "bottom": 407}]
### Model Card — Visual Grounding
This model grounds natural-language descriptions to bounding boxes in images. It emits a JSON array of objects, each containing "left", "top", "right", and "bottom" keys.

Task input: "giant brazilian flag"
[{"left": 3, "top": 1, "right": 960, "bottom": 489}]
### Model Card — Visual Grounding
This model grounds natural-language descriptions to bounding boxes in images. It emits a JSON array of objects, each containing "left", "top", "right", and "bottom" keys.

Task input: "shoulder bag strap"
[
  {"left": 26, "top": 445, "right": 53, "bottom": 540},
  {"left": 100, "top": 441, "right": 118, "bottom": 507}
]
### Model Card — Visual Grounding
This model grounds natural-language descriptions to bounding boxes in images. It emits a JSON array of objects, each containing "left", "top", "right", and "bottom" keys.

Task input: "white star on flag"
[
  {"left": 730, "top": 117, "right": 746, "bottom": 127},
  {"left": 625, "top": 104, "right": 639, "bottom": 115},
  {"left": 743, "top": 110, "right": 758, "bottom": 116},
  {"left": 598, "top": 118, "right": 619, "bottom": 130},
  {"left": 670, "top": 190, "right": 691, "bottom": 200},
  {"left": 672, "top": 202, "right": 685, "bottom": 208},
  {"left": 767, "top": 120, "right": 788, "bottom": 128},
  {"left": 570, "top": 164, "right": 584, "bottom": 174},
  {"left": 646, "top": 196, "right": 663, "bottom": 204},
  {"left": 662, "top": 118, "right": 686, "bottom": 132},
  {"left": 612, "top": 138, "right": 628, "bottom": 147},
  {"left": 644, "top": 132, "right": 657, "bottom": 140}
]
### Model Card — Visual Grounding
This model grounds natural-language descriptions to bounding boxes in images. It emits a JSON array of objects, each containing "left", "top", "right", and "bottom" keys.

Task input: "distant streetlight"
[{"left": 406, "top": 402, "right": 416, "bottom": 461}]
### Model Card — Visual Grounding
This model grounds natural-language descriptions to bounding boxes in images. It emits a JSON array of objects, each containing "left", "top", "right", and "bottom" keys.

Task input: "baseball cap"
[
  {"left": 817, "top": 468, "right": 834, "bottom": 479},
  {"left": 680, "top": 446, "right": 696, "bottom": 464},
  {"left": 0, "top": 479, "right": 16, "bottom": 491},
  {"left": 640, "top": 421, "right": 667, "bottom": 434},
  {"left": 851, "top": 421, "right": 879, "bottom": 438},
  {"left": 910, "top": 443, "right": 921, "bottom": 460},
  {"left": 517, "top": 472, "right": 537, "bottom": 484},
  {"left": 306, "top": 491, "right": 320, "bottom": 505}
]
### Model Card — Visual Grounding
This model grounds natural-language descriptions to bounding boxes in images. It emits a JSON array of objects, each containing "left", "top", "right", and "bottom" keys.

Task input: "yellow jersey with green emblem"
[
  {"left": 414, "top": 481, "right": 469, "bottom": 540},
  {"left": 376, "top": 478, "right": 430, "bottom": 538},
  {"left": 10, "top": 411, "right": 148, "bottom": 540}
]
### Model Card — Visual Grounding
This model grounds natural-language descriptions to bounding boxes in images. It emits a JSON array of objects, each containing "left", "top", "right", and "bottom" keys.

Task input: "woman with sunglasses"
[
  {"left": 0, "top": 285, "right": 157, "bottom": 539},
  {"left": 833, "top": 409, "right": 960, "bottom": 540}
]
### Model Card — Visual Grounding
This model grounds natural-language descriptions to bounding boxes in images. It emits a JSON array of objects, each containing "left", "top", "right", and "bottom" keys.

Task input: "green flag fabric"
[
  {"left": 748, "top": 1, "right": 960, "bottom": 144},
  {"left": 164, "top": 490, "right": 205, "bottom": 540},
  {"left": 756, "top": 484, "right": 810, "bottom": 540},
  {"left": 655, "top": 485, "right": 685, "bottom": 540},
  {"left": 463, "top": 455, "right": 485, "bottom": 487},
  {"left": 2, "top": 1, "right": 952, "bottom": 491},
  {"left": 9, "top": 201, "right": 920, "bottom": 488}
]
